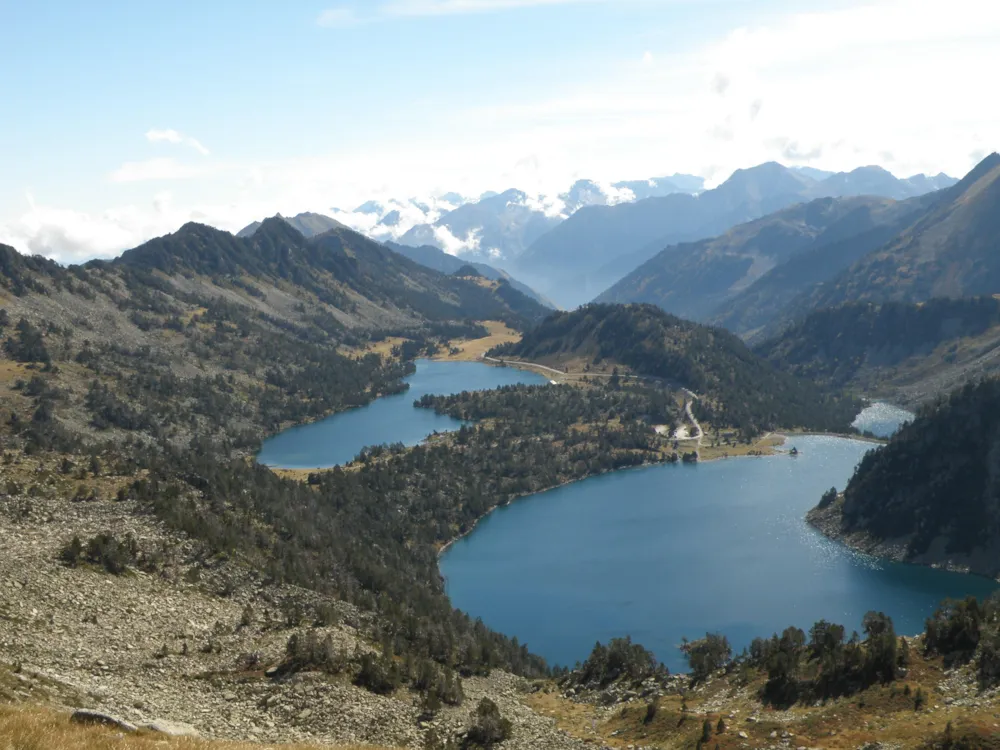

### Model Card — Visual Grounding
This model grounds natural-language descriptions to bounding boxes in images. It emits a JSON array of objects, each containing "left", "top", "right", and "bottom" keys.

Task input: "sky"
[{"left": 1, "top": 0, "right": 998, "bottom": 264}]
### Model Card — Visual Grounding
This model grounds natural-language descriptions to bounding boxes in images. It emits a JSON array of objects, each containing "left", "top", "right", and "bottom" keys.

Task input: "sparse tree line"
[{"left": 562, "top": 594, "right": 1000, "bottom": 715}]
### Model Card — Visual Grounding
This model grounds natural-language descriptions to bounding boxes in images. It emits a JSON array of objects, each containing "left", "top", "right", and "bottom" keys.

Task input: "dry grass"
[
  {"left": 431, "top": 321, "right": 521, "bottom": 362},
  {"left": 268, "top": 467, "right": 320, "bottom": 482},
  {"left": 339, "top": 337, "right": 410, "bottom": 360},
  {"left": 0, "top": 705, "right": 404, "bottom": 750},
  {"left": 522, "top": 648, "right": 1000, "bottom": 750},
  {"left": 695, "top": 430, "right": 785, "bottom": 462}
]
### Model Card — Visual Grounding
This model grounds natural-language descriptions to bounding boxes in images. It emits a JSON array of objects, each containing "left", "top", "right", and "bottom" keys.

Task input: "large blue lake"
[
  {"left": 441, "top": 404, "right": 998, "bottom": 672},
  {"left": 257, "top": 359, "right": 549, "bottom": 468},
  {"left": 260, "top": 364, "right": 995, "bottom": 673}
]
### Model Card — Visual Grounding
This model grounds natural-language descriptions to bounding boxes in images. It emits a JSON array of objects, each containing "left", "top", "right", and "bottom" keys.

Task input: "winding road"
[{"left": 482, "top": 354, "right": 704, "bottom": 448}]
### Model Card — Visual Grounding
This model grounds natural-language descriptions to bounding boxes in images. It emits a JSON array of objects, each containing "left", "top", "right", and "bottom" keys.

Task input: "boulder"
[
  {"left": 140, "top": 719, "right": 200, "bottom": 737},
  {"left": 70, "top": 709, "right": 137, "bottom": 732}
]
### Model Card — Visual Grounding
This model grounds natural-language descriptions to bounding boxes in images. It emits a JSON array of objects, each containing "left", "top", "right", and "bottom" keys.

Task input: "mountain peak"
[{"left": 256, "top": 215, "right": 305, "bottom": 240}]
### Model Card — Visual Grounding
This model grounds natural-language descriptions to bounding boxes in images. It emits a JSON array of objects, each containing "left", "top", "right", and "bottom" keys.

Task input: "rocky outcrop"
[
  {"left": 140, "top": 718, "right": 200, "bottom": 736},
  {"left": 70, "top": 708, "right": 137, "bottom": 732}
]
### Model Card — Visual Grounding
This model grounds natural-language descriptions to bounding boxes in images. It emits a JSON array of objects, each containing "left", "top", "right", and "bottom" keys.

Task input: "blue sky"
[{"left": 1, "top": 0, "right": 998, "bottom": 262}]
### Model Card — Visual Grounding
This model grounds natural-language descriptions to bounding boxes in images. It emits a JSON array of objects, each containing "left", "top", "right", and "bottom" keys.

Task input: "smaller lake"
[
  {"left": 853, "top": 402, "right": 915, "bottom": 438},
  {"left": 257, "top": 359, "right": 549, "bottom": 468}
]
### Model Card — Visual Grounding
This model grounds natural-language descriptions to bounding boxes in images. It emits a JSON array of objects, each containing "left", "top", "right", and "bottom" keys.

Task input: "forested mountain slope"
[
  {"left": 0, "top": 224, "right": 554, "bottom": 690},
  {"left": 490, "top": 303, "right": 861, "bottom": 435},
  {"left": 0, "top": 232, "right": 681, "bottom": 746},
  {"left": 809, "top": 379, "right": 1000, "bottom": 577},
  {"left": 755, "top": 297, "right": 1000, "bottom": 401}
]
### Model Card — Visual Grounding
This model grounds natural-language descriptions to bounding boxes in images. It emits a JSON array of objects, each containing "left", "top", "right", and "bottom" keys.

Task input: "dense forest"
[
  {"left": 490, "top": 303, "right": 861, "bottom": 436},
  {"left": 831, "top": 379, "right": 1000, "bottom": 563},
  {"left": 756, "top": 297, "right": 1000, "bottom": 387}
]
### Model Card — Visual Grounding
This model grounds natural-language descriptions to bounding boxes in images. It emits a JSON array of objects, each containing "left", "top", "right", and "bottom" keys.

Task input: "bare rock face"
[
  {"left": 140, "top": 718, "right": 200, "bottom": 736},
  {"left": 70, "top": 708, "right": 137, "bottom": 732}
]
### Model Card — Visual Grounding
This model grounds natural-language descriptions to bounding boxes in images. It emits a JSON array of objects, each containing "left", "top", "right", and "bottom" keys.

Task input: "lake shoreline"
[
  {"left": 436, "top": 431, "right": 884, "bottom": 561},
  {"left": 807, "top": 498, "right": 1000, "bottom": 584}
]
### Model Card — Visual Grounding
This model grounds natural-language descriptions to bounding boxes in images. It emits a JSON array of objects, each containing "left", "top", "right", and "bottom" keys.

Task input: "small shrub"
[
  {"left": 463, "top": 697, "right": 512, "bottom": 749},
  {"left": 59, "top": 532, "right": 137, "bottom": 574},
  {"left": 643, "top": 697, "right": 659, "bottom": 724},
  {"left": 354, "top": 652, "right": 401, "bottom": 695}
]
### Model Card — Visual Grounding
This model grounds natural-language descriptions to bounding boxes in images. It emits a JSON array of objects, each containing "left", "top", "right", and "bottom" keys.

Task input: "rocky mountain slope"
[{"left": 109, "top": 217, "right": 550, "bottom": 332}]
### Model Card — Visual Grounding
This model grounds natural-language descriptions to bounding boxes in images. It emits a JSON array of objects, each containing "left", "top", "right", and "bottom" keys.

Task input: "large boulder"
[
  {"left": 140, "top": 719, "right": 200, "bottom": 737},
  {"left": 70, "top": 709, "right": 137, "bottom": 732}
]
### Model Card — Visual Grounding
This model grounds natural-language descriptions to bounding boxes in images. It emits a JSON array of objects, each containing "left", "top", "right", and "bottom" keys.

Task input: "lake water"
[
  {"left": 441, "top": 419, "right": 995, "bottom": 672},
  {"left": 257, "top": 359, "right": 549, "bottom": 468},
  {"left": 261, "top": 369, "right": 990, "bottom": 673},
  {"left": 853, "top": 402, "right": 915, "bottom": 438}
]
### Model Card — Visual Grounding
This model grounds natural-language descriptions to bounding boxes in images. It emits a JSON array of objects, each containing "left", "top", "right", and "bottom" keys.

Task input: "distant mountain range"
[
  {"left": 598, "top": 194, "right": 927, "bottom": 332},
  {"left": 391, "top": 176, "right": 705, "bottom": 267},
  {"left": 235, "top": 160, "right": 963, "bottom": 318},
  {"left": 521, "top": 163, "right": 957, "bottom": 308},
  {"left": 787, "top": 154, "right": 1000, "bottom": 313},
  {"left": 597, "top": 158, "right": 997, "bottom": 336},
  {"left": 396, "top": 189, "right": 562, "bottom": 262}
]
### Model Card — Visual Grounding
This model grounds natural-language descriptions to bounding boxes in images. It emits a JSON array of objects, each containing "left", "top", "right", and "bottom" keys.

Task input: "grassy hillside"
[{"left": 490, "top": 303, "right": 862, "bottom": 435}]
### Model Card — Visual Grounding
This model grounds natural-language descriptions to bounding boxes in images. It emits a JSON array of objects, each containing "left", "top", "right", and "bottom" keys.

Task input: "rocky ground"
[{"left": 0, "top": 463, "right": 592, "bottom": 750}]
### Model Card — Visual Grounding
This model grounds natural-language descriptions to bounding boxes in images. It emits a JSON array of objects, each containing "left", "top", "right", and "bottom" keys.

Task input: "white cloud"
[
  {"left": 433, "top": 225, "right": 482, "bottom": 256},
  {"left": 0, "top": 192, "right": 271, "bottom": 265},
  {"left": 146, "top": 128, "right": 210, "bottom": 156},
  {"left": 5, "top": 0, "right": 1000, "bottom": 265},
  {"left": 109, "top": 158, "right": 214, "bottom": 183}
]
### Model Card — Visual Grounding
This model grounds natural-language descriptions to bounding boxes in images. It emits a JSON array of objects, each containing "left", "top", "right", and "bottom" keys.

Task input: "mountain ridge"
[{"left": 517, "top": 161, "right": 956, "bottom": 308}]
